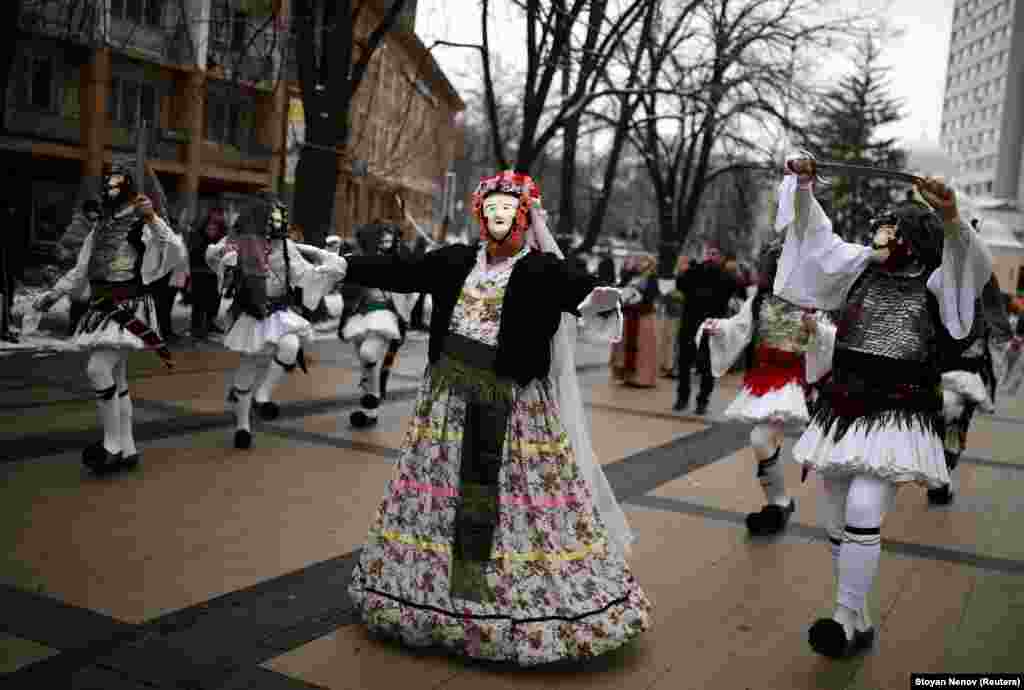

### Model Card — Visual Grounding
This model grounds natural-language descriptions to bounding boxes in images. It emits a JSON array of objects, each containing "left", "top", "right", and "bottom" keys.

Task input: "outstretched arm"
[
  {"left": 140, "top": 209, "right": 187, "bottom": 285},
  {"left": 919, "top": 177, "right": 994, "bottom": 340},
  {"left": 773, "top": 158, "right": 876, "bottom": 311},
  {"left": 287, "top": 240, "right": 346, "bottom": 310},
  {"left": 698, "top": 295, "right": 755, "bottom": 377},
  {"left": 39, "top": 231, "right": 95, "bottom": 310},
  {"left": 343, "top": 245, "right": 457, "bottom": 294}
]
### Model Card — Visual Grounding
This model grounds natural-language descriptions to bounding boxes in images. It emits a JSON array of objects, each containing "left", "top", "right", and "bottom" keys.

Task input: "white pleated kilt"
[
  {"left": 723, "top": 380, "right": 810, "bottom": 427},
  {"left": 70, "top": 295, "right": 161, "bottom": 351},
  {"left": 342, "top": 310, "right": 401, "bottom": 343},
  {"left": 223, "top": 308, "right": 314, "bottom": 355},
  {"left": 793, "top": 418, "right": 949, "bottom": 488}
]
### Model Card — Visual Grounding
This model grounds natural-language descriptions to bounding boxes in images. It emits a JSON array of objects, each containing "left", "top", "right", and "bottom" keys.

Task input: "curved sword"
[{"left": 815, "top": 161, "right": 925, "bottom": 185}]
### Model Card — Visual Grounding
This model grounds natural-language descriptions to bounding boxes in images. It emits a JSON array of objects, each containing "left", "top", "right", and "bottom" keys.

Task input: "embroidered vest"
[
  {"left": 758, "top": 294, "right": 811, "bottom": 352},
  {"left": 87, "top": 213, "right": 143, "bottom": 283}
]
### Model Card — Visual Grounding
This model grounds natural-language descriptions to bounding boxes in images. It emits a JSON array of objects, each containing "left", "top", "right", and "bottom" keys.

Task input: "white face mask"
[
  {"left": 873, "top": 224, "right": 898, "bottom": 249},
  {"left": 106, "top": 175, "right": 125, "bottom": 200},
  {"left": 482, "top": 193, "right": 520, "bottom": 241}
]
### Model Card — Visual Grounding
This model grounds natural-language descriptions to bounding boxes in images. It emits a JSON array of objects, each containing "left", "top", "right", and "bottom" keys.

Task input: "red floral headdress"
[{"left": 472, "top": 170, "right": 541, "bottom": 244}]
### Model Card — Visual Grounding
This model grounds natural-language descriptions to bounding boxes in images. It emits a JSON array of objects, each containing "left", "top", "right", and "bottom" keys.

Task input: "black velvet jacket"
[{"left": 344, "top": 244, "right": 599, "bottom": 387}]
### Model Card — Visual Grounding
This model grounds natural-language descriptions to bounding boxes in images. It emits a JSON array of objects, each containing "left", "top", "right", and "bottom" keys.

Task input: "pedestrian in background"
[
  {"left": 611, "top": 254, "right": 660, "bottom": 387},
  {"left": 674, "top": 240, "right": 741, "bottom": 414},
  {"left": 188, "top": 207, "right": 228, "bottom": 338},
  {"left": 659, "top": 254, "right": 689, "bottom": 378}
]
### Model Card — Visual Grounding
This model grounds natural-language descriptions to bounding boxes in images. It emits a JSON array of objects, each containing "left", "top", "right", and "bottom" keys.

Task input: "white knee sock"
[
  {"left": 96, "top": 387, "right": 121, "bottom": 455},
  {"left": 87, "top": 350, "right": 122, "bottom": 456},
  {"left": 119, "top": 391, "right": 137, "bottom": 456},
  {"left": 115, "top": 359, "right": 136, "bottom": 456},
  {"left": 751, "top": 424, "right": 788, "bottom": 507},
  {"left": 255, "top": 335, "right": 299, "bottom": 404},
  {"left": 821, "top": 475, "right": 850, "bottom": 588},
  {"left": 233, "top": 388, "right": 253, "bottom": 431},
  {"left": 255, "top": 359, "right": 291, "bottom": 404},
  {"left": 834, "top": 475, "right": 895, "bottom": 634},
  {"left": 232, "top": 357, "right": 260, "bottom": 432}
]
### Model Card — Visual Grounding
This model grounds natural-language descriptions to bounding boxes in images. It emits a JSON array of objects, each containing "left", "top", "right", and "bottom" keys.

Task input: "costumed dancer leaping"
[
  {"left": 34, "top": 166, "right": 186, "bottom": 475},
  {"left": 340, "top": 170, "right": 651, "bottom": 664},
  {"left": 777, "top": 156, "right": 992, "bottom": 659},
  {"left": 206, "top": 195, "right": 344, "bottom": 449},
  {"left": 930, "top": 267, "right": 1012, "bottom": 504},
  {"left": 697, "top": 236, "right": 832, "bottom": 536},
  {"left": 339, "top": 221, "right": 415, "bottom": 428}
]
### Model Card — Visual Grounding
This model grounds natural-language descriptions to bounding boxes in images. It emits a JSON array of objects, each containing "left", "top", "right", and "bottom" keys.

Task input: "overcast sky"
[{"left": 415, "top": 0, "right": 956, "bottom": 147}]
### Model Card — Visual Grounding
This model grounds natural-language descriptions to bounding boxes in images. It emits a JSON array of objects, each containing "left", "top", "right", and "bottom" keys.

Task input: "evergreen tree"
[{"left": 804, "top": 32, "right": 906, "bottom": 244}]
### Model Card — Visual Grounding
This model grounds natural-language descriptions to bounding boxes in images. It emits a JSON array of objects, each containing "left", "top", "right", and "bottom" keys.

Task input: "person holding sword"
[
  {"left": 34, "top": 166, "right": 186, "bottom": 475},
  {"left": 776, "top": 155, "right": 992, "bottom": 659}
]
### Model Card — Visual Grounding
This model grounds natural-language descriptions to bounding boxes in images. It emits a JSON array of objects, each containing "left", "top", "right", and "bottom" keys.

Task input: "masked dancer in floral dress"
[
  {"left": 34, "top": 166, "right": 186, "bottom": 475},
  {"left": 777, "top": 156, "right": 992, "bottom": 659},
  {"left": 340, "top": 170, "right": 652, "bottom": 665}
]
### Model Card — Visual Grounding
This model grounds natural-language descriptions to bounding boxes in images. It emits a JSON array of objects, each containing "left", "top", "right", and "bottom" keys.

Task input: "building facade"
[
  {"left": 4, "top": 0, "right": 290, "bottom": 262},
  {"left": 939, "top": 0, "right": 1019, "bottom": 199},
  {"left": 3, "top": 0, "right": 462, "bottom": 266},
  {"left": 939, "top": 0, "right": 1024, "bottom": 294},
  {"left": 283, "top": 0, "right": 465, "bottom": 244}
]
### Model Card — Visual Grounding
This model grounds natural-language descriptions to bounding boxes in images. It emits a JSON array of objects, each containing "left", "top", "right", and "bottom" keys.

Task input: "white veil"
[{"left": 526, "top": 203, "right": 636, "bottom": 555}]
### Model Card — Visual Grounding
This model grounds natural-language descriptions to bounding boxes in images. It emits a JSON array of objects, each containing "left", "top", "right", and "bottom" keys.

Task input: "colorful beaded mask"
[{"left": 472, "top": 170, "right": 541, "bottom": 245}]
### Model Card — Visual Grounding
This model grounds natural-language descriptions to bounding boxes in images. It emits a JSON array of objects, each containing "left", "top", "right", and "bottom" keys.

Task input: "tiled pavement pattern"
[{"left": 2, "top": 332, "right": 1023, "bottom": 689}]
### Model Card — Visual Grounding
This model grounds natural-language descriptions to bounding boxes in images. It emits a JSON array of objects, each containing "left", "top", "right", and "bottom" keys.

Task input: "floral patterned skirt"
[{"left": 348, "top": 369, "right": 652, "bottom": 665}]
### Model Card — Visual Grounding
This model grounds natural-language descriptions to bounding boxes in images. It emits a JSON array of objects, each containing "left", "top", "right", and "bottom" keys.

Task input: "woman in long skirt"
[{"left": 341, "top": 171, "right": 652, "bottom": 665}]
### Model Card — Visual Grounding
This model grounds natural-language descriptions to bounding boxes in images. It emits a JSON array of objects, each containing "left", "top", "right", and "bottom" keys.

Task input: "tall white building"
[{"left": 939, "top": 0, "right": 1020, "bottom": 200}]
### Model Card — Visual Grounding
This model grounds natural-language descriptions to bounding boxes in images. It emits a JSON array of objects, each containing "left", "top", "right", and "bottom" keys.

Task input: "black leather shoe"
[
  {"left": 350, "top": 410, "right": 379, "bottom": 428},
  {"left": 927, "top": 484, "right": 954, "bottom": 505},
  {"left": 694, "top": 401, "right": 709, "bottom": 415},
  {"left": 808, "top": 618, "right": 876, "bottom": 658},
  {"left": 672, "top": 399, "right": 687, "bottom": 412},
  {"left": 82, "top": 442, "right": 123, "bottom": 476},
  {"left": 254, "top": 401, "right": 280, "bottom": 421},
  {"left": 234, "top": 429, "right": 252, "bottom": 449},
  {"left": 119, "top": 453, "right": 141, "bottom": 470},
  {"left": 745, "top": 499, "right": 795, "bottom": 536}
]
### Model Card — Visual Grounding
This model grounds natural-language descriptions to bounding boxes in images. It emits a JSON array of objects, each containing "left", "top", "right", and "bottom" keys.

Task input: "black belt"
[{"left": 436, "top": 333, "right": 513, "bottom": 603}]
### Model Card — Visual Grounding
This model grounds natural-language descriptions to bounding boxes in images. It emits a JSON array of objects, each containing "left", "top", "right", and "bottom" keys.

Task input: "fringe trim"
[
  {"left": 430, "top": 355, "right": 515, "bottom": 404},
  {"left": 810, "top": 389, "right": 943, "bottom": 443}
]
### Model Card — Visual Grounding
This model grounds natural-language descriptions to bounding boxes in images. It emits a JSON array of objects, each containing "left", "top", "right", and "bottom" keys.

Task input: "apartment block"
[{"left": 939, "top": 0, "right": 1021, "bottom": 199}]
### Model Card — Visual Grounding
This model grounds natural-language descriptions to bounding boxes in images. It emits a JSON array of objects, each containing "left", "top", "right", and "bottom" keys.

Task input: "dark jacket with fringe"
[{"left": 344, "top": 244, "right": 598, "bottom": 387}]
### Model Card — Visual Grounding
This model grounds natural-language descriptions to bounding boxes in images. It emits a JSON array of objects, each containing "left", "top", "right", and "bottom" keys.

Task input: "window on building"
[
  {"left": 206, "top": 96, "right": 251, "bottom": 147},
  {"left": 28, "top": 55, "right": 56, "bottom": 111},
  {"left": 110, "top": 0, "right": 165, "bottom": 27},
  {"left": 109, "top": 76, "right": 159, "bottom": 129},
  {"left": 210, "top": 4, "right": 251, "bottom": 53}
]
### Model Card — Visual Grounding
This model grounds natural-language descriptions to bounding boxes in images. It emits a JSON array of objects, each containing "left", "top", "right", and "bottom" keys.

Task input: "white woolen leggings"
[
  {"left": 820, "top": 474, "right": 898, "bottom": 614},
  {"left": 86, "top": 349, "right": 124, "bottom": 391},
  {"left": 358, "top": 335, "right": 389, "bottom": 365}
]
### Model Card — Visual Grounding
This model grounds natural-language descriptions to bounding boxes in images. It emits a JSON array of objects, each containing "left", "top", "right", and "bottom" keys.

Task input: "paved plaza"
[{"left": 2, "top": 327, "right": 1023, "bottom": 689}]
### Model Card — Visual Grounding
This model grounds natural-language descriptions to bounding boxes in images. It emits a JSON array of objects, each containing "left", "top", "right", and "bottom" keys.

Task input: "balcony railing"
[
  {"left": 109, "top": 124, "right": 187, "bottom": 162},
  {"left": 3, "top": 108, "right": 81, "bottom": 145}
]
